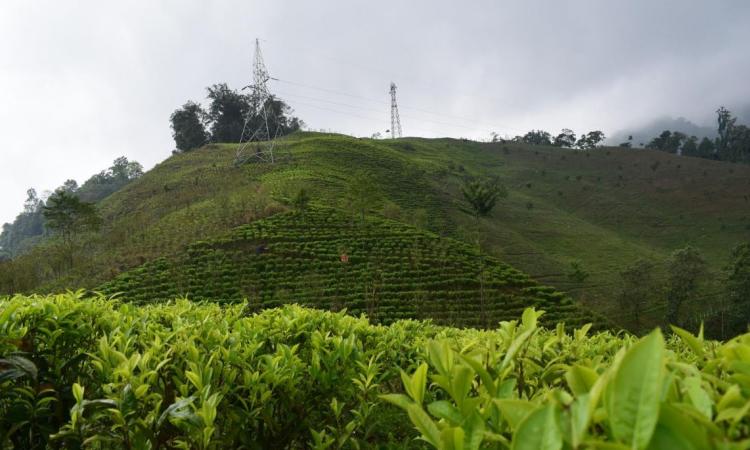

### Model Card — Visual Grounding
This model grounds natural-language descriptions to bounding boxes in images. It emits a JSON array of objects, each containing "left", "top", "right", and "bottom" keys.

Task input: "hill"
[
  {"left": 2, "top": 132, "right": 749, "bottom": 331},
  {"left": 99, "top": 207, "right": 598, "bottom": 328}
]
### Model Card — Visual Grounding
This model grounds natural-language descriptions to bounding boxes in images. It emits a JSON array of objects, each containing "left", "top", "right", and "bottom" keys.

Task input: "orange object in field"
[{"left": 340, "top": 253, "right": 349, "bottom": 263}]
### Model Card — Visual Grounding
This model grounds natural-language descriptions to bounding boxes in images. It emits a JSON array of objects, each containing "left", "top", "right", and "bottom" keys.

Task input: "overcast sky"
[{"left": 2, "top": 0, "right": 749, "bottom": 225}]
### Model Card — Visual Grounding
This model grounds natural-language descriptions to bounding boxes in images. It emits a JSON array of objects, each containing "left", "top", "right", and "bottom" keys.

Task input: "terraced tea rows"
[{"left": 101, "top": 207, "right": 601, "bottom": 328}]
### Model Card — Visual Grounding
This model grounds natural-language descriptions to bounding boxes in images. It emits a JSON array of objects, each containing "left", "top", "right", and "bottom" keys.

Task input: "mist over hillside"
[
  {"left": 609, "top": 101, "right": 750, "bottom": 148},
  {"left": 609, "top": 116, "right": 717, "bottom": 147}
]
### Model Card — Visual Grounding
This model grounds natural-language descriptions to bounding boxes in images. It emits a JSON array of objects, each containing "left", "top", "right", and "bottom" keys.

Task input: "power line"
[
  {"left": 288, "top": 99, "right": 438, "bottom": 136},
  {"left": 273, "top": 77, "right": 527, "bottom": 134},
  {"left": 261, "top": 38, "right": 512, "bottom": 112},
  {"left": 274, "top": 90, "right": 386, "bottom": 115},
  {"left": 275, "top": 88, "right": 509, "bottom": 135}
]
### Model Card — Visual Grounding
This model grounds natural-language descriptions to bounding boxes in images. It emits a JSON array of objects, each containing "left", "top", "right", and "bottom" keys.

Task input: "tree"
[
  {"left": 1, "top": 159, "right": 140, "bottom": 259},
  {"left": 553, "top": 129, "right": 577, "bottom": 148},
  {"left": 23, "top": 188, "right": 41, "bottom": 214},
  {"left": 669, "top": 131, "right": 687, "bottom": 153},
  {"left": 726, "top": 242, "right": 750, "bottom": 328},
  {"left": 242, "top": 95, "right": 304, "bottom": 140},
  {"left": 77, "top": 157, "right": 144, "bottom": 203},
  {"left": 681, "top": 136, "right": 699, "bottom": 157},
  {"left": 43, "top": 191, "right": 102, "bottom": 246},
  {"left": 204, "top": 83, "right": 303, "bottom": 143},
  {"left": 716, "top": 106, "right": 736, "bottom": 158},
  {"left": 618, "top": 258, "right": 656, "bottom": 332},
  {"left": 461, "top": 177, "right": 507, "bottom": 327},
  {"left": 346, "top": 174, "right": 380, "bottom": 222},
  {"left": 646, "top": 131, "right": 670, "bottom": 151},
  {"left": 665, "top": 246, "right": 706, "bottom": 327},
  {"left": 59, "top": 179, "right": 79, "bottom": 193},
  {"left": 519, "top": 130, "right": 553, "bottom": 146},
  {"left": 0, "top": 189, "right": 46, "bottom": 257},
  {"left": 646, "top": 130, "right": 685, "bottom": 153},
  {"left": 576, "top": 130, "right": 605, "bottom": 149},
  {"left": 697, "top": 137, "right": 716, "bottom": 159},
  {"left": 567, "top": 260, "right": 589, "bottom": 284},
  {"left": 292, "top": 188, "right": 311, "bottom": 213},
  {"left": 206, "top": 83, "right": 251, "bottom": 143},
  {"left": 728, "top": 124, "right": 750, "bottom": 163},
  {"left": 170, "top": 101, "right": 209, "bottom": 152},
  {"left": 109, "top": 157, "right": 143, "bottom": 181},
  {"left": 460, "top": 178, "right": 506, "bottom": 222}
]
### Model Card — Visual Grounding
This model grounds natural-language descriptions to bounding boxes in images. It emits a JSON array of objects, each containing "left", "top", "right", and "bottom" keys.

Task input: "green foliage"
[
  {"left": 665, "top": 246, "right": 706, "bottom": 326},
  {"left": 3, "top": 295, "right": 750, "bottom": 448},
  {"left": 553, "top": 129, "right": 576, "bottom": 148},
  {"left": 647, "top": 130, "right": 686, "bottom": 153},
  {"left": 0, "top": 189, "right": 45, "bottom": 257},
  {"left": 202, "top": 83, "right": 302, "bottom": 144},
  {"left": 205, "top": 83, "right": 250, "bottom": 143},
  {"left": 518, "top": 130, "right": 553, "bottom": 146},
  {"left": 575, "top": 130, "right": 606, "bottom": 149},
  {"left": 605, "top": 329, "right": 664, "bottom": 448},
  {"left": 716, "top": 106, "right": 736, "bottom": 157},
  {"left": 74, "top": 156, "right": 144, "bottom": 203},
  {"left": 461, "top": 179, "right": 505, "bottom": 221},
  {"left": 171, "top": 100, "right": 209, "bottom": 152},
  {"left": 650, "top": 106, "right": 750, "bottom": 163},
  {"left": 0, "top": 156, "right": 143, "bottom": 258},
  {"left": 385, "top": 314, "right": 750, "bottom": 449},
  {"left": 292, "top": 187, "right": 311, "bottom": 212},
  {"left": 697, "top": 137, "right": 716, "bottom": 158},
  {"left": 0, "top": 294, "right": 420, "bottom": 448},
  {"left": 566, "top": 260, "right": 589, "bottom": 284},
  {"left": 42, "top": 191, "right": 102, "bottom": 245},
  {"left": 618, "top": 258, "right": 657, "bottom": 332},
  {"left": 346, "top": 173, "right": 381, "bottom": 221},
  {"left": 726, "top": 242, "right": 750, "bottom": 327}
]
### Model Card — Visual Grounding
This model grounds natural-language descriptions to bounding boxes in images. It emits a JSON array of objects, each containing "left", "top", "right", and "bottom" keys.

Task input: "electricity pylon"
[
  {"left": 235, "top": 38, "right": 280, "bottom": 165},
  {"left": 389, "top": 82, "right": 402, "bottom": 138}
]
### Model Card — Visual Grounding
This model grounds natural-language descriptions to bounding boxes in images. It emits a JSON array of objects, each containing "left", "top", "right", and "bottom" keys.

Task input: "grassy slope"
[
  {"left": 442, "top": 141, "right": 750, "bottom": 325},
  {"left": 6, "top": 131, "right": 749, "bottom": 329}
]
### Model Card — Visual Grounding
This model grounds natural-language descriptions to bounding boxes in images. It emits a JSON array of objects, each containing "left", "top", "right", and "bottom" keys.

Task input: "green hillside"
[
  {"left": 99, "top": 207, "right": 599, "bottom": 328},
  {"left": 2, "top": 132, "right": 749, "bottom": 330}
]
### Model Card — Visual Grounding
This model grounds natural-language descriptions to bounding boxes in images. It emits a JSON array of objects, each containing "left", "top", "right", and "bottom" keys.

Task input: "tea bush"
[
  {"left": 2, "top": 293, "right": 749, "bottom": 448},
  {"left": 100, "top": 207, "right": 601, "bottom": 329}
]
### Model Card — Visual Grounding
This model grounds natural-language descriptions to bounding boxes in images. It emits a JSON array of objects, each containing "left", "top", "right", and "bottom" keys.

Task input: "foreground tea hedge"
[{"left": 1, "top": 293, "right": 749, "bottom": 449}]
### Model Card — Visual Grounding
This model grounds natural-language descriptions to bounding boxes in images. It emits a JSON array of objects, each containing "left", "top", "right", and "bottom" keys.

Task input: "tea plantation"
[
  {"left": 100, "top": 207, "right": 600, "bottom": 329},
  {"left": 2, "top": 293, "right": 749, "bottom": 449},
  {"left": 4, "top": 132, "right": 750, "bottom": 330}
]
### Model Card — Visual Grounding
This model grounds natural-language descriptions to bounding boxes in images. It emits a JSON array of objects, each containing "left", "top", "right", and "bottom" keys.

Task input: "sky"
[{"left": 1, "top": 0, "right": 750, "bottom": 225}]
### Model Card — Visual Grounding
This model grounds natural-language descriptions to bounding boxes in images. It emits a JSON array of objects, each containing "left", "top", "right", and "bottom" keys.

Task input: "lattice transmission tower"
[
  {"left": 235, "top": 38, "right": 281, "bottom": 165},
  {"left": 389, "top": 82, "right": 402, "bottom": 138}
]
